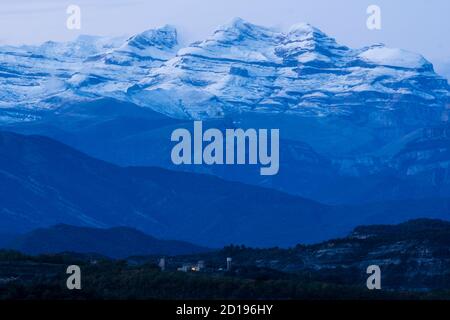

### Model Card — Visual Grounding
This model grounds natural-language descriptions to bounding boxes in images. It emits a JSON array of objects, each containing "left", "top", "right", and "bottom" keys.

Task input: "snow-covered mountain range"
[{"left": 1, "top": 18, "right": 448, "bottom": 123}]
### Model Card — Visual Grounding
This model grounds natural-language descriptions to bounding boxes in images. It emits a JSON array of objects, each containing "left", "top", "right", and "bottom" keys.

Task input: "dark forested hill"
[{"left": 3, "top": 224, "right": 209, "bottom": 258}]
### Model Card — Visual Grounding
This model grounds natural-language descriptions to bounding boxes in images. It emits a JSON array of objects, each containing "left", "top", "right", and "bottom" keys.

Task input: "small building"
[
  {"left": 197, "top": 260, "right": 205, "bottom": 270},
  {"left": 158, "top": 258, "right": 166, "bottom": 271},
  {"left": 226, "top": 257, "right": 232, "bottom": 271},
  {"left": 177, "top": 261, "right": 206, "bottom": 272},
  {"left": 177, "top": 264, "right": 191, "bottom": 272}
]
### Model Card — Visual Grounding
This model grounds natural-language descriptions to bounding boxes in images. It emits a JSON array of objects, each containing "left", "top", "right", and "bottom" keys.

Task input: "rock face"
[
  {"left": 301, "top": 219, "right": 450, "bottom": 290},
  {"left": 204, "top": 219, "right": 450, "bottom": 290}
]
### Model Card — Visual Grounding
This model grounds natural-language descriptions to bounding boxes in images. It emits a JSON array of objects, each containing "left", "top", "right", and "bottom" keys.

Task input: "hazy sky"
[{"left": 1, "top": 0, "right": 449, "bottom": 76}]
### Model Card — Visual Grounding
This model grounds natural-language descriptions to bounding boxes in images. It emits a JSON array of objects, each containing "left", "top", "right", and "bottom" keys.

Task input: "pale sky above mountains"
[{"left": 0, "top": 0, "right": 449, "bottom": 78}]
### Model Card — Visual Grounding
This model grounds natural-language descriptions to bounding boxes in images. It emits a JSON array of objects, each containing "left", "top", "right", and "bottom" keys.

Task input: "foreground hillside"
[
  {"left": 1, "top": 219, "right": 450, "bottom": 299},
  {"left": 136, "top": 219, "right": 450, "bottom": 291},
  {"left": 0, "top": 250, "right": 398, "bottom": 300}
]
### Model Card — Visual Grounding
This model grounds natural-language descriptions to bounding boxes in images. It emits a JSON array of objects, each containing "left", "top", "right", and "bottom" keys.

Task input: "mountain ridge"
[
  {"left": 1, "top": 131, "right": 450, "bottom": 247},
  {"left": 0, "top": 130, "right": 336, "bottom": 246}
]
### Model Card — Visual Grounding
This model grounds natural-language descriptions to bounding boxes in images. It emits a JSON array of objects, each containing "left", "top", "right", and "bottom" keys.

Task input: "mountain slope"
[
  {"left": 4, "top": 98, "right": 450, "bottom": 205},
  {"left": 1, "top": 131, "right": 450, "bottom": 247},
  {"left": 5, "top": 224, "right": 209, "bottom": 258},
  {"left": 0, "top": 130, "right": 338, "bottom": 246}
]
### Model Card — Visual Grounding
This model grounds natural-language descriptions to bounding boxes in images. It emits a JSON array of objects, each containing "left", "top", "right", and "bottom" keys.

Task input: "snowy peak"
[
  {"left": 125, "top": 25, "right": 178, "bottom": 51},
  {"left": 35, "top": 34, "right": 126, "bottom": 59},
  {"left": 68, "top": 26, "right": 179, "bottom": 97},
  {"left": 0, "top": 26, "right": 180, "bottom": 110},
  {"left": 358, "top": 45, "right": 431, "bottom": 70},
  {"left": 285, "top": 23, "right": 347, "bottom": 51},
  {"left": 176, "top": 18, "right": 282, "bottom": 64},
  {"left": 213, "top": 17, "right": 281, "bottom": 42},
  {"left": 280, "top": 23, "right": 350, "bottom": 65},
  {"left": 287, "top": 23, "right": 326, "bottom": 40},
  {"left": 99, "top": 25, "right": 179, "bottom": 64}
]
